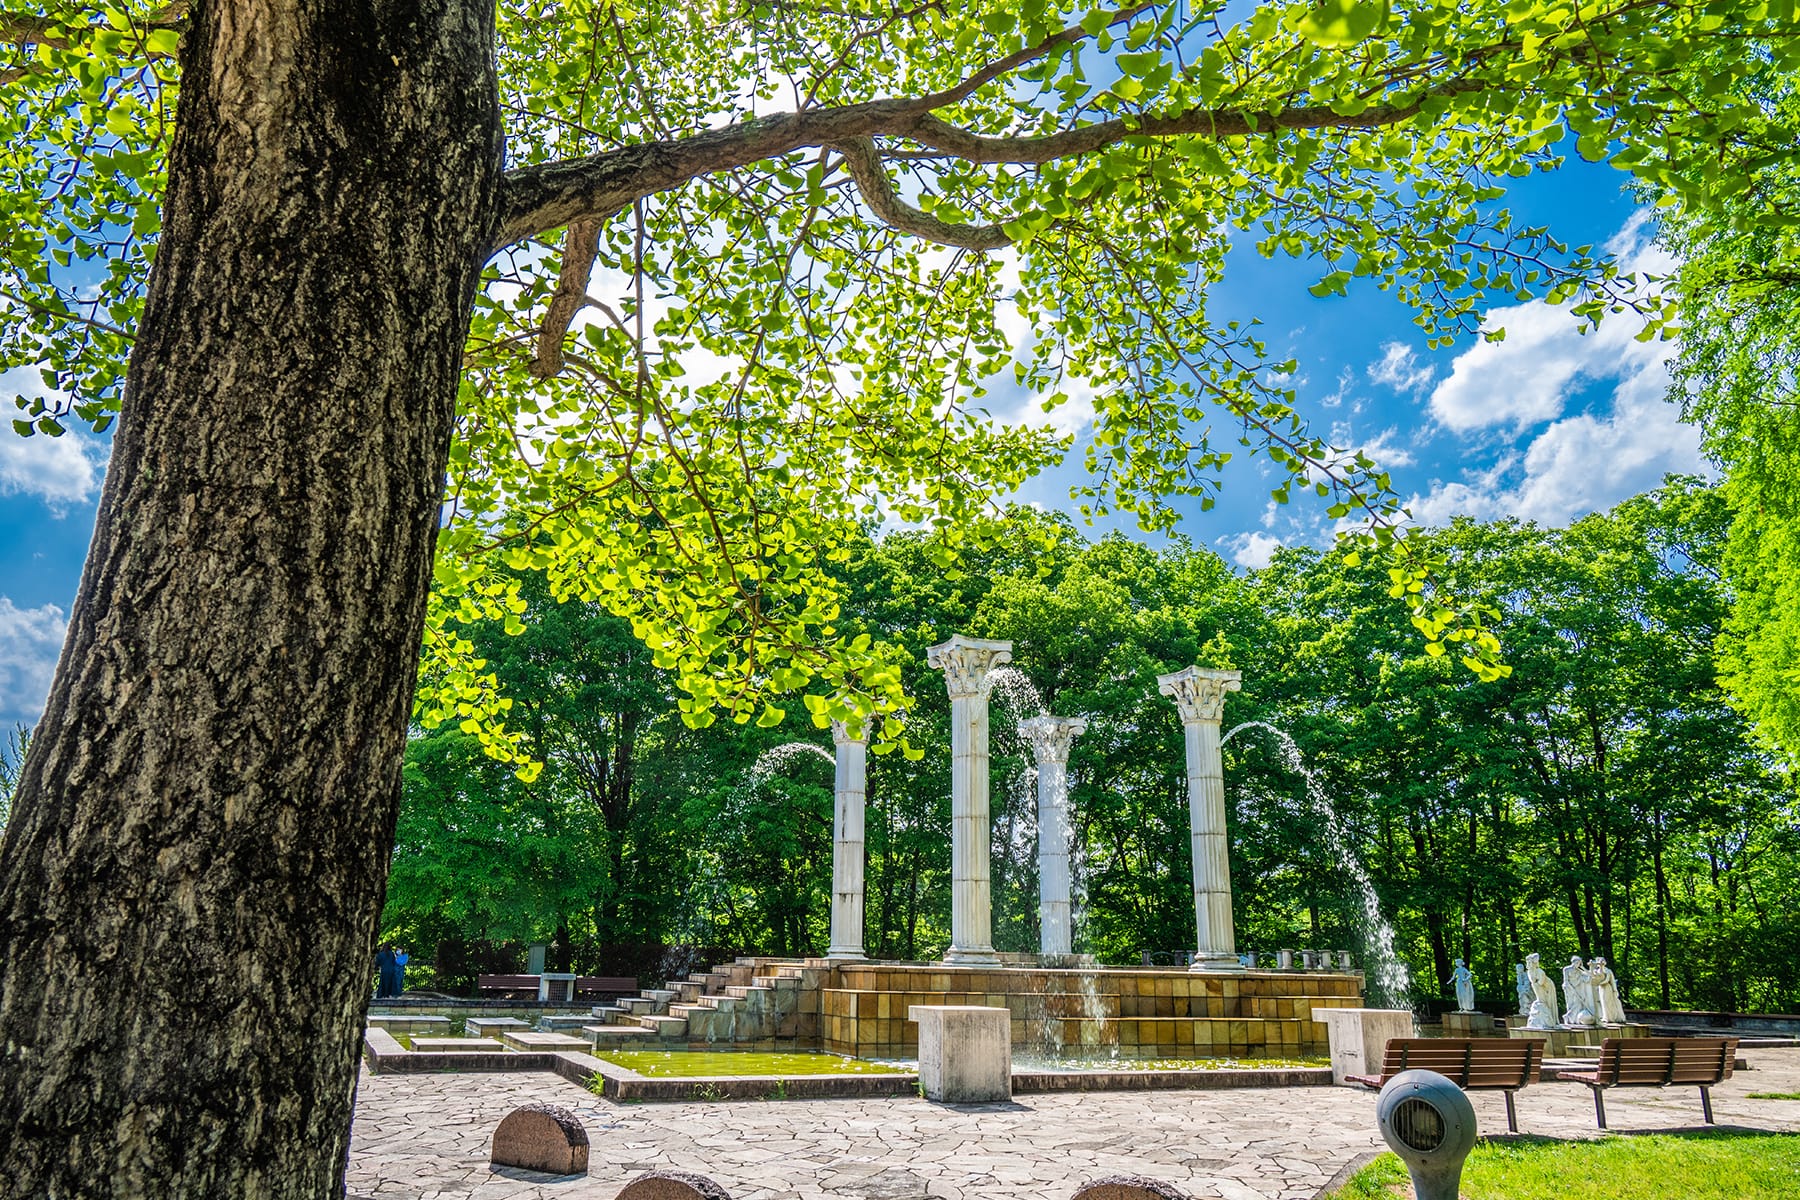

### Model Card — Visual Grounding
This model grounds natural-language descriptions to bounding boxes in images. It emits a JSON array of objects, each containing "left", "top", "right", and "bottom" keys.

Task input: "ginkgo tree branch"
[
  {"left": 495, "top": 84, "right": 1478, "bottom": 250},
  {"left": 829, "top": 136, "right": 1011, "bottom": 250}
]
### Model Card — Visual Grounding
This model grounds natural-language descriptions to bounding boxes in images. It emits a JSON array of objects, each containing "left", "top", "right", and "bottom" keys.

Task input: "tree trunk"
[{"left": 0, "top": 2, "right": 502, "bottom": 1195}]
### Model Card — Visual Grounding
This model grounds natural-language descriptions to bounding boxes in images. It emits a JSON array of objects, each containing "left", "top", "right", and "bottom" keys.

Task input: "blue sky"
[{"left": 0, "top": 158, "right": 1703, "bottom": 729}]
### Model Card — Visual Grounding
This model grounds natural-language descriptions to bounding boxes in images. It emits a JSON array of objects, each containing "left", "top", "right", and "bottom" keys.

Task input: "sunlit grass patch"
[{"left": 1323, "top": 1131, "right": 1800, "bottom": 1199}]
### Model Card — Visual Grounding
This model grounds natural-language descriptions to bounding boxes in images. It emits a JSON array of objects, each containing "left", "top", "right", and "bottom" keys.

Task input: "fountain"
[
  {"left": 652, "top": 645, "right": 1368, "bottom": 1068},
  {"left": 1218, "top": 720, "right": 1412, "bottom": 1009}
]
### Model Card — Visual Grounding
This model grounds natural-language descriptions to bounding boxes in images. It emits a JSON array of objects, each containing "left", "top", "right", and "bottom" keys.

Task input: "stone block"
[
  {"left": 500, "top": 1030, "right": 592, "bottom": 1052},
  {"left": 1072, "top": 1176, "right": 1193, "bottom": 1200},
  {"left": 909, "top": 1004, "right": 1010, "bottom": 1103},
  {"left": 1319, "top": 1008, "right": 1414, "bottom": 1085},
  {"left": 466, "top": 1017, "right": 532, "bottom": 1037},
  {"left": 413, "top": 1037, "right": 506, "bottom": 1052},
  {"left": 616, "top": 1172, "right": 731, "bottom": 1200},
  {"left": 1442, "top": 1011, "right": 1496, "bottom": 1036},
  {"left": 490, "top": 1103, "right": 589, "bottom": 1175}
]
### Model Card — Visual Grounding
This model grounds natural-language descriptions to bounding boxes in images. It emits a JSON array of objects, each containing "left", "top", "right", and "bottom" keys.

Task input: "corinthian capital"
[
  {"left": 1156, "top": 666, "right": 1242, "bottom": 725},
  {"left": 926, "top": 635, "right": 1013, "bottom": 699},
  {"left": 1018, "top": 716, "right": 1087, "bottom": 765}
]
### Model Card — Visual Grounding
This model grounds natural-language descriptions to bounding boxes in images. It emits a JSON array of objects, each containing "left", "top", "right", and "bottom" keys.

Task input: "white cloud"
[
  {"left": 1428, "top": 219, "right": 1676, "bottom": 435},
  {"left": 1219, "top": 530, "right": 1283, "bottom": 569},
  {"left": 0, "top": 597, "right": 67, "bottom": 725},
  {"left": 1406, "top": 213, "right": 1701, "bottom": 529},
  {"left": 0, "top": 368, "right": 104, "bottom": 511},
  {"left": 1319, "top": 366, "right": 1355, "bottom": 409},
  {"left": 1368, "top": 342, "right": 1435, "bottom": 396},
  {"left": 1330, "top": 422, "right": 1418, "bottom": 470},
  {"left": 1408, "top": 348, "right": 1703, "bottom": 528}
]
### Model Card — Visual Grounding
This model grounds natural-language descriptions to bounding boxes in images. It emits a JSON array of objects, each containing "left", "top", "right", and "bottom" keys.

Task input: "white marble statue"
[
  {"left": 1515, "top": 962, "right": 1533, "bottom": 1017},
  {"left": 1524, "top": 953, "right": 1560, "bottom": 1030},
  {"left": 1452, "top": 958, "right": 1476, "bottom": 1013},
  {"left": 1561, "top": 954, "right": 1597, "bottom": 1028},
  {"left": 1589, "top": 957, "right": 1627, "bottom": 1025}
]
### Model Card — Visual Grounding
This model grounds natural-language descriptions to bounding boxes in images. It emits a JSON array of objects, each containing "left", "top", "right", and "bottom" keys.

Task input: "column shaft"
[
  {"left": 928, "top": 635, "right": 1012, "bottom": 967},
  {"left": 1037, "top": 756, "right": 1074, "bottom": 957},
  {"left": 948, "top": 692, "right": 995, "bottom": 962},
  {"left": 1019, "top": 714, "right": 1085, "bottom": 960},
  {"left": 828, "top": 728, "right": 867, "bottom": 959},
  {"left": 1185, "top": 719, "right": 1236, "bottom": 967},
  {"left": 1157, "top": 666, "right": 1243, "bottom": 972}
]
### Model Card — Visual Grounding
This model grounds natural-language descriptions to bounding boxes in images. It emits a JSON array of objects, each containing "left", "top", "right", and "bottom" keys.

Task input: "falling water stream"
[
  {"left": 1221, "top": 720, "right": 1413, "bottom": 1009},
  {"left": 749, "top": 741, "right": 835, "bottom": 780}
]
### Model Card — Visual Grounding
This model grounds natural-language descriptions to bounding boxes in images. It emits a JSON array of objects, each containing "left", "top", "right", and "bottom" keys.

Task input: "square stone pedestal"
[
  {"left": 1443, "top": 1011, "right": 1497, "bottom": 1036},
  {"left": 909, "top": 1005, "right": 1011, "bottom": 1103},
  {"left": 1508, "top": 1023, "right": 1650, "bottom": 1057},
  {"left": 1319, "top": 1007, "right": 1414, "bottom": 1085},
  {"left": 539, "top": 973, "right": 579, "bottom": 1002}
]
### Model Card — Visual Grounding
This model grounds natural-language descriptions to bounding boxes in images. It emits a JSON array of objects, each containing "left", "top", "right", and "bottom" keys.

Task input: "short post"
[
  {"left": 1375, "top": 1071, "right": 1478, "bottom": 1200},
  {"left": 827, "top": 719, "right": 868, "bottom": 959},
  {"left": 1156, "top": 666, "right": 1243, "bottom": 971},
  {"left": 909, "top": 1005, "right": 1012, "bottom": 1102},
  {"left": 1320, "top": 1007, "right": 1415, "bottom": 1085},
  {"left": 927, "top": 635, "right": 1013, "bottom": 966},
  {"left": 1018, "top": 715, "right": 1086, "bottom": 958}
]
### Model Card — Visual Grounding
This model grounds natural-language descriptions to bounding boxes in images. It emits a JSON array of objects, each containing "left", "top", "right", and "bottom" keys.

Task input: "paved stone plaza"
[{"left": 348, "top": 1048, "right": 1800, "bottom": 1200}]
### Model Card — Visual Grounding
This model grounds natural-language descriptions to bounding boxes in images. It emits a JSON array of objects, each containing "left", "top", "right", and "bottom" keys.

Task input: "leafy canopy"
[{"left": 5, "top": 0, "right": 1795, "bottom": 771}]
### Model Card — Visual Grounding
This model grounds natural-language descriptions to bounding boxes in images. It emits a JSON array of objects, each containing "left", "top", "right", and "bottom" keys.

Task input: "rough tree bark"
[{"left": 0, "top": 0, "right": 502, "bottom": 1194}]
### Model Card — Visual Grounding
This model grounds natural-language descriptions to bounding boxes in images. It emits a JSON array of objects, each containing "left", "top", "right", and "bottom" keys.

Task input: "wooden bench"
[
  {"left": 1346, "top": 1037, "right": 1544, "bottom": 1132},
  {"left": 476, "top": 973, "right": 541, "bottom": 998},
  {"left": 574, "top": 976, "right": 639, "bottom": 999},
  {"left": 1559, "top": 1037, "right": 1737, "bottom": 1128}
]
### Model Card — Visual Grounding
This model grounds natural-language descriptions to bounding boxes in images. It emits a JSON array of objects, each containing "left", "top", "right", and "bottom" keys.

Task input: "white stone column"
[
  {"left": 828, "top": 719, "right": 868, "bottom": 959},
  {"left": 1018, "top": 716, "right": 1086, "bottom": 959},
  {"left": 1157, "top": 666, "right": 1243, "bottom": 972},
  {"left": 927, "top": 635, "right": 1013, "bottom": 966}
]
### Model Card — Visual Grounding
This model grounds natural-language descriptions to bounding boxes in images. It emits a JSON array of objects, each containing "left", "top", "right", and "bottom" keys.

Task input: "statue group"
[{"left": 1517, "top": 951, "right": 1626, "bottom": 1030}]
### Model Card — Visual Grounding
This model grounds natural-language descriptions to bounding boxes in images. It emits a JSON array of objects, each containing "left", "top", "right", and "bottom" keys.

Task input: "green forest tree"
[
  {"left": 2, "top": 0, "right": 1796, "bottom": 1194},
  {"left": 1659, "top": 78, "right": 1800, "bottom": 761},
  {"left": 400, "top": 486, "right": 1797, "bottom": 1017}
]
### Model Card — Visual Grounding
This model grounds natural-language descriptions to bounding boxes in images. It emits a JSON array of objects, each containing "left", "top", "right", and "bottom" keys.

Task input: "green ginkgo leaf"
[{"left": 1295, "top": 0, "right": 1390, "bottom": 46}]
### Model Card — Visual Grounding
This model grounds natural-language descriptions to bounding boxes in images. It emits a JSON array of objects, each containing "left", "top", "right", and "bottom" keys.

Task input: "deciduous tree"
[{"left": 1, "top": 0, "right": 1793, "bottom": 1193}]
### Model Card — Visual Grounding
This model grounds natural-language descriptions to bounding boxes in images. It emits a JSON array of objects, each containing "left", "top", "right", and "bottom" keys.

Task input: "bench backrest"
[
  {"left": 477, "top": 974, "right": 540, "bottom": 989},
  {"left": 1377, "top": 1038, "right": 1544, "bottom": 1088},
  {"left": 574, "top": 976, "right": 639, "bottom": 994},
  {"left": 1593, "top": 1037, "right": 1737, "bottom": 1086}
]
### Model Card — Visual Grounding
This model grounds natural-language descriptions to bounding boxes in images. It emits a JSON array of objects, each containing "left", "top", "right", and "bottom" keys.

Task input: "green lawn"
[{"left": 1325, "top": 1132, "right": 1800, "bottom": 1200}]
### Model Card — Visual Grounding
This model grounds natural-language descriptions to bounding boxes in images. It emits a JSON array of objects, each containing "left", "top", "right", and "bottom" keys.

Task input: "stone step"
[
  {"left": 582, "top": 1025, "right": 661, "bottom": 1049},
  {"left": 538, "top": 1014, "right": 594, "bottom": 1032},
  {"left": 668, "top": 1003, "right": 710, "bottom": 1018},
  {"left": 675, "top": 981, "right": 706, "bottom": 1002},
  {"left": 622, "top": 996, "right": 667, "bottom": 1016},
  {"left": 638, "top": 1014, "right": 687, "bottom": 1036},
  {"left": 725, "top": 985, "right": 773, "bottom": 1001},
  {"left": 592, "top": 1005, "right": 633, "bottom": 1025},
  {"left": 412, "top": 1037, "right": 506, "bottom": 1053},
  {"left": 500, "top": 1030, "right": 592, "bottom": 1053},
  {"left": 464, "top": 1017, "right": 532, "bottom": 1038},
  {"left": 699, "top": 995, "right": 740, "bottom": 1013},
  {"left": 645, "top": 988, "right": 678, "bottom": 1002}
]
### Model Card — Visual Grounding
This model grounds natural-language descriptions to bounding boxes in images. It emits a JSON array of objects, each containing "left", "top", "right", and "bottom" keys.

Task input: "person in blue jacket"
[{"left": 374, "top": 945, "right": 396, "bottom": 998}]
